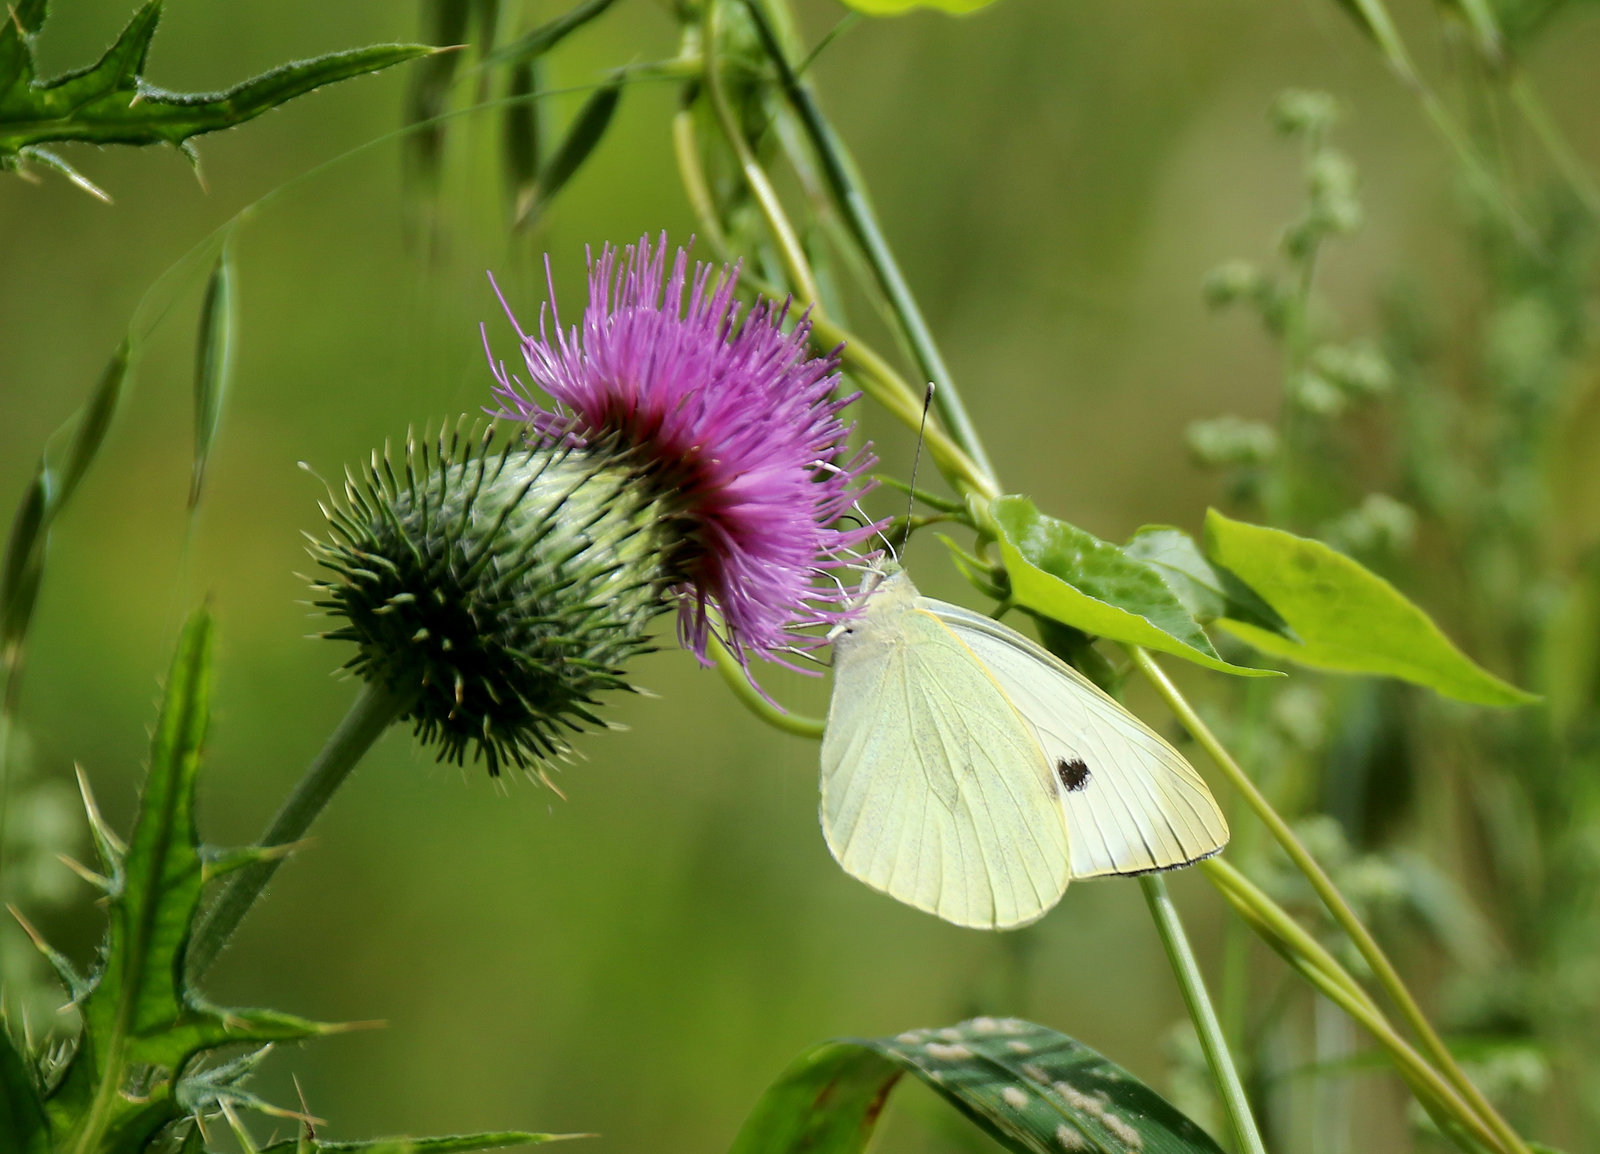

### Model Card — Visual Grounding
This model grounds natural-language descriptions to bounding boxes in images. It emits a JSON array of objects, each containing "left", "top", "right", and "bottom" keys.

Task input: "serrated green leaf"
[
  {"left": 485, "top": 0, "right": 624, "bottom": 68},
  {"left": 837, "top": 0, "right": 999, "bottom": 13},
  {"left": 190, "top": 247, "right": 237, "bottom": 510},
  {"left": 1124, "top": 526, "right": 1294, "bottom": 640},
  {"left": 732, "top": 1017, "right": 1224, "bottom": 1154},
  {"left": 50, "top": 612, "right": 341, "bottom": 1149},
  {"left": 257, "top": 1132, "right": 579, "bottom": 1153},
  {"left": 0, "top": 1025, "right": 49, "bottom": 1154},
  {"left": 991, "top": 497, "right": 1277, "bottom": 677},
  {"left": 1204, "top": 509, "right": 1537, "bottom": 706},
  {"left": 83, "top": 609, "right": 215, "bottom": 1053},
  {"left": 1, "top": 2, "right": 432, "bottom": 184}
]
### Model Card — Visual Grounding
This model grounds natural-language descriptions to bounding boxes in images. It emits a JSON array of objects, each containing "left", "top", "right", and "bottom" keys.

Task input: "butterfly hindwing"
[
  {"left": 930, "top": 601, "right": 1229, "bottom": 878},
  {"left": 821, "top": 572, "right": 1072, "bottom": 929}
]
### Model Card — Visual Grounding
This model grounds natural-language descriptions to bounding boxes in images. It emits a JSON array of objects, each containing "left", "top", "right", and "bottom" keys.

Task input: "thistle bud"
[{"left": 311, "top": 428, "right": 677, "bottom": 776}]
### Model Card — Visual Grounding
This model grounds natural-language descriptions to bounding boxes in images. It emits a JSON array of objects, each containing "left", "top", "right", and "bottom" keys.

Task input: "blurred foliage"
[{"left": 3, "top": 0, "right": 1600, "bottom": 1151}]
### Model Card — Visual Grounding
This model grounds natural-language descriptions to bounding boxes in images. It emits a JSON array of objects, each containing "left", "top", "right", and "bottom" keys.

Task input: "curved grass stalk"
[{"left": 1134, "top": 647, "right": 1529, "bottom": 1154}]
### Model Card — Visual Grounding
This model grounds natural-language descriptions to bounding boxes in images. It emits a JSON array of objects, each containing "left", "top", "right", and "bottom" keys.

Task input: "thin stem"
[
  {"left": 1133, "top": 647, "right": 1528, "bottom": 1154},
  {"left": 1508, "top": 71, "right": 1600, "bottom": 220},
  {"left": 187, "top": 680, "right": 410, "bottom": 980},
  {"left": 738, "top": 0, "right": 998, "bottom": 486},
  {"left": 1140, "top": 874, "right": 1268, "bottom": 1154},
  {"left": 709, "top": 634, "right": 825, "bottom": 739},
  {"left": 669, "top": 78, "right": 996, "bottom": 502},
  {"left": 702, "top": 2, "right": 820, "bottom": 306},
  {"left": 1205, "top": 859, "right": 1504, "bottom": 1153}
]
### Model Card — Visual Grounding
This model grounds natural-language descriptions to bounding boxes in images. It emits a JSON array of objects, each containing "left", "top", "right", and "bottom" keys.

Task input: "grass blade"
[{"left": 190, "top": 246, "right": 237, "bottom": 510}]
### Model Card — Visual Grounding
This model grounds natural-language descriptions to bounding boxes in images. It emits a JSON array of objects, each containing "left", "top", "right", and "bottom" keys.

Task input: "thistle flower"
[
  {"left": 491, "top": 235, "right": 879, "bottom": 663},
  {"left": 310, "top": 236, "right": 876, "bottom": 779}
]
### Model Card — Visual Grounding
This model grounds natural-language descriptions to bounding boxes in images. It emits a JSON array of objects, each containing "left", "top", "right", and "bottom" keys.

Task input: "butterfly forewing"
[
  {"left": 822, "top": 573, "right": 1072, "bottom": 929},
  {"left": 929, "top": 601, "right": 1229, "bottom": 879}
]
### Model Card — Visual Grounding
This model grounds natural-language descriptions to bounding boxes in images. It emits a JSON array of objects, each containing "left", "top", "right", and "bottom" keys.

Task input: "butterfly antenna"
[{"left": 896, "top": 383, "right": 936, "bottom": 559}]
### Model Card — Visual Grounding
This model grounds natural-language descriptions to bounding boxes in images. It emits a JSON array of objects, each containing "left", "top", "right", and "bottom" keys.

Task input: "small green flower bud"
[
  {"left": 1311, "top": 341, "right": 1393, "bottom": 397},
  {"left": 310, "top": 426, "right": 677, "bottom": 777},
  {"left": 1323, "top": 493, "right": 1417, "bottom": 556},
  {"left": 1201, "top": 260, "right": 1264, "bottom": 309},
  {"left": 1186, "top": 416, "right": 1279, "bottom": 468},
  {"left": 1292, "top": 369, "right": 1348, "bottom": 417},
  {"left": 1271, "top": 89, "right": 1339, "bottom": 138}
]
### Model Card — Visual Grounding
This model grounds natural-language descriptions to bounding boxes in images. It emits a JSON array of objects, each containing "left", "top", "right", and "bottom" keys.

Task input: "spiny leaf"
[
  {"left": 1124, "top": 525, "right": 1294, "bottom": 639},
  {"left": 0, "top": 1025, "right": 48, "bottom": 1154},
  {"left": 1203, "top": 509, "right": 1538, "bottom": 706},
  {"left": 731, "top": 1017, "right": 1225, "bottom": 1154},
  {"left": 0, "top": 2, "right": 433, "bottom": 189},
  {"left": 49, "top": 612, "right": 341, "bottom": 1150},
  {"left": 256, "top": 1133, "right": 582, "bottom": 1153},
  {"left": 991, "top": 497, "right": 1276, "bottom": 677},
  {"left": 190, "top": 247, "right": 237, "bottom": 510},
  {"left": 8, "top": 905, "right": 89, "bottom": 1002}
]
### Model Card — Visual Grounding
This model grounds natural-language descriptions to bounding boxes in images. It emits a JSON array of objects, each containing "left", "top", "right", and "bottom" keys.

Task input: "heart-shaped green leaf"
[
  {"left": 731, "top": 1016, "right": 1225, "bottom": 1153},
  {"left": 992, "top": 497, "right": 1277, "bottom": 677},
  {"left": 1204, "top": 509, "right": 1537, "bottom": 706}
]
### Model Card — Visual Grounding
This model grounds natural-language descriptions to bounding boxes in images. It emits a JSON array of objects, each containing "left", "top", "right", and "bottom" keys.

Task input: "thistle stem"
[
  {"left": 187, "top": 679, "right": 411, "bottom": 980},
  {"left": 1140, "top": 874, "right": 1268, "bottom": 1154},
  {"left": 1132, "top": 647, "right": 1528, "bottom": 1154}
]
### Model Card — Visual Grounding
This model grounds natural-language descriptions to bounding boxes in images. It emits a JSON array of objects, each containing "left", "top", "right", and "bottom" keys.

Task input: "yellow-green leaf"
[
  {"left": 838, "top": 0, "right": 999, "bottom": 14},
  {"left": 1204, "top": 509, "right": 1537, "bottom": 707}
]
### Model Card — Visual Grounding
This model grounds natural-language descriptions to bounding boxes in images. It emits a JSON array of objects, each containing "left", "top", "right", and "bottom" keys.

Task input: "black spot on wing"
[{"left": 1056, "top": 757, "right": 1091, "bottom": 792}]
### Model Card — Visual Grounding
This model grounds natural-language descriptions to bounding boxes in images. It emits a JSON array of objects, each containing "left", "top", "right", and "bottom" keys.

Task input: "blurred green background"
[{"left": 3, "top": 1, "right": 1597, "bottom": 1150}]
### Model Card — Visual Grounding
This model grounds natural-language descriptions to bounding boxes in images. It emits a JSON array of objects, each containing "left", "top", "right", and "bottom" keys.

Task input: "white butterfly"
[{"left": 821, "top": 564, "right": 1228, "bottom": 929}]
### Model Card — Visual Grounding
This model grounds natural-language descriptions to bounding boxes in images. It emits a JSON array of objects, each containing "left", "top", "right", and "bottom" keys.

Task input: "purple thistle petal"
[{"left": 488, "top": 233, "right": 882, "bottom": 666}]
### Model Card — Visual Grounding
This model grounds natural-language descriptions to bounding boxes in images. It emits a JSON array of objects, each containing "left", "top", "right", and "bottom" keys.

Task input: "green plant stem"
[
  {"left": 1508, "top": 71, "right": 1600, "bottom": 220},
  {"left": 1203, "top": 858, "right": 1502, "bottom": 1154},
  {"left": 737, "top": 0, "right": 997, "bottom": 487},
  {"left": 709, "top": 633, "right": 825, "bottom": 739},
  {"left": 701, "top": 3, "right": 820, "bottom": 306},
  {"left": 670, "top": 81, "right": 996, "bottom": 502},
  {"left": 1133, "top": 647, "right": 1528, "bottom": 1154},
  {"left": 1140, "top": 874, "right": 1268, "bottom": 1154},
  {"left": 187, "top": 679, "right": 410, "bottom": 980}
]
